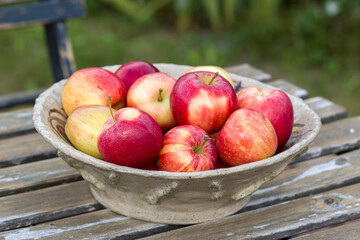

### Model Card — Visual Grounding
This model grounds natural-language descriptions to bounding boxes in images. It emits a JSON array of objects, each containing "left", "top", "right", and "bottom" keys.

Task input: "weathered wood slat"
[
  {"left": 0, "top": 0, "right": 86, "bottom": 30},
  {"left": 226, "top": 64, "right": 271, "bottom": 82},
  {"left": 0, "top": 0, "right": 32, "bottom": 6},
  {"left": 246, "top": 149, "right": 360, "bottom": 211},
  {"left": 268, "top": 79, "right": 309, "bottom": 99},
  {"left": 291, "top": 218, "right": 360, "bottom": 240},
  {"left": 141, "top": 183, "right": 360, "bottom": 240},
  {"left": 0, "top": 209, "right": 180, "bottom": 240},
  {"left": 0, "top": 157, "right": 80, "bottom": 197},
  {"left": 0, "top": 132, "right": 57, "bottom": 168},
  {"left": 298, "top": 116, "right": 360, "bottom": 161},
  {"left": 3, "top": 150, "right": 360, "bottom": 239},
  {"left": 44, "top": 20, "right": 76, "bottom": 81},
  {"left": 304, "top": 96, "right": 348, "bottom": 124},
  {"left": 0, "top": 181, "right": 102, "bottom": 232},
  {"left": 0, "top": 107, "right": 34, "bottom": 139},
  {"left": 0, "top": 89, "right": 42, "bottom": 109}
]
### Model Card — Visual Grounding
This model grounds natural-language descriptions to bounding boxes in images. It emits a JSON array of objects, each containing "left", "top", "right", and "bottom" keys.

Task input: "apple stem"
[
  {"left": 209, "top": 72, "right": 219, "bottom": 85},
  {"left": 158, "top": 88, "right": 164, "bottom": 102},
  {"left": 108, "top": 95, "right": 116, "bottom": 123},
  {"left": 193, "top": 135, "right": 211, "bottom": 154}
]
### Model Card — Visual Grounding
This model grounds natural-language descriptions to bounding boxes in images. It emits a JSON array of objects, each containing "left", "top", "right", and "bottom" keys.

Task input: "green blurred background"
[{"left": 1, "top": 0, "right": 359, "bottom": 116}]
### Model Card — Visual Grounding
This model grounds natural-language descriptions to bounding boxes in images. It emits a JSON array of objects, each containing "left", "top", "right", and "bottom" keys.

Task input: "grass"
[{"left": 0, "top": 1, "right": 359, "bottom": 116}]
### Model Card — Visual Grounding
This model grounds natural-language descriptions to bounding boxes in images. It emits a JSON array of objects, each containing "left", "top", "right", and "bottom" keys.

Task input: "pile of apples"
[{"left": 62, "top": 61, "right": 294, "bottom": 172}]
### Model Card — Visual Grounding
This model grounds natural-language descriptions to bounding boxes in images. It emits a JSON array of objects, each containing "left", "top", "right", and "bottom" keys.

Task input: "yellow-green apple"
[
  {"left": 62, "top": 67, "right": 127, "bottom": 116},
  {"left": 237, "top": 87, "right": 294, "bottom": 149},
  {"left": 170, "top": 71, "right": 238, "bottom": 134},
  {"left": 157, "top": 125, "right": 217, "bottom": 172},
  {"left": 126, "top": 72, "right": 176, "bottom": 133},
  {"left": 181, "top": 65, "right": 234, "bottom": 88},
  {"left": 65, "top": 105, "right": 115, "bottom": 159},
  {"left": 97, "top": 107, "right": 163, "bottom": 168},
  {"left": 115, "top": 61, "right": 159, "bottom": 89},
  {"left": 216, "top": 108, "right": 278, "bottom": 166}
]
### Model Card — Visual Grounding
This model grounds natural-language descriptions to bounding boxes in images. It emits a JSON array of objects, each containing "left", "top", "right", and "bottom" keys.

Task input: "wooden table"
[{"left": 0, "top": 64, "right": 359, "bottom": 240}]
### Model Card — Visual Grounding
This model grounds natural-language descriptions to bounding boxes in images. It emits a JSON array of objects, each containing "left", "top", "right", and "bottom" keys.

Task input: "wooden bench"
[
  {"left": 0, "top": 0, "right": 86, "bottom": 108},
  {"left": 1, "top": 64, "right": 359, "bottom": 239}
]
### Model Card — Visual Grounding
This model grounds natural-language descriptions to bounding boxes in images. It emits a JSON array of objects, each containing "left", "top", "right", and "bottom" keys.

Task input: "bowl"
[{"left": 33, "top": 63, "right": 321, "bottom": 224}]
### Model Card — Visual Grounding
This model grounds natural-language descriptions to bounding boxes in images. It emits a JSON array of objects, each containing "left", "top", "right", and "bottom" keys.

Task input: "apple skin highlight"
[
  {"left": 127, "top": 72, "right": 176, "bottom": 133},
  {"left": 237, "top": 87, "right": 294, "bottom": 149},
  {"left": 115, "top": 61, "right": 159, "bottom": 90},
  {"left": 216, "top": 108, "right": 278, "bottom": 166},
  {"left": 170, "top": 71, "right": 238, "bottom": 134},
  {"left": 157, "top": 125, "right": 217, "bottom": 172},
  {"left": 62, "top": 67, "right": 127, "bottom": 116}
]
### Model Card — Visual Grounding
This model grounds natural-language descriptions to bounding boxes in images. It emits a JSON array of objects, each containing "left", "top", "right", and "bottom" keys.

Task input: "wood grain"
[
  {"left": 0, "top": 209, "right": 180, "bottom": 240},
  {"left": 0, "top": 181, "right": 101, "bottom": 231},
  {"left": 226, "top": 64, "right": 271, "bottom": 82},
  {"left": 2, "top": 150, "right": 360, "bottom": 239},
  {"left": 247, "top": 149, "right": 360, "bottom": 210},
  {"left": 0, "top": 132, "right": 57, "bottom": 168},
  {"left": 0, "top": 0, "right": 86, "bottom": 30},
  {"left": 291, "top": 218, "right": 360, "bottom": 240},
  {"left": 268, "top": 79, "right": 308, "bottom": 99},
  {"left": 304, "top": 96, "right": 347, "bottom": 124},
  {"left": 141, "top": 183, "right": 360, "bottom": 240},
  {"left": 0, "top": 157, "right": 80, "bottom": 197},
  {"left": 0, "top": 107, "right": 34, "bottom": 139},
  {"left": 298, "top": 116, "right": 360, "bottom": 161},
  {"left": 0, "top": 89, "right": 41, "bottom": 109}
]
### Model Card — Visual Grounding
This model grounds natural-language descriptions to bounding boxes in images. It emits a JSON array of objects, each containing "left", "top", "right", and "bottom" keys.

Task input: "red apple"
[
  {"left": 115, "top": 61, "right": 159, "bottom": 89},
  {"left": 216, "top": 108, "right": 278, "bottom": 166},
  {"left": 127, "top": 72, "right": 176, "bottom": 133},
  {"left": 65, "top": 105, "right": 115, "bottom": 159},
  {"left": 170, "top": 71, "right": 238, "bottom": 134},
  {"left": 62, "top": 67, "right": 127, "bottom": 116},
  {"left": 157, "top": 125, "right": 217, "bottom": 172},
  {"left": 237, "top": 87, "right": 294, "bottom": 149},
  {"left": 97, "top": 107, "right": 163, "bottom": 168}
]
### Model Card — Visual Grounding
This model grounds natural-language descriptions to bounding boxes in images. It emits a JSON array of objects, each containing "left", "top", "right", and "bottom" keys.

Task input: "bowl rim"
[{"left": 33, "top": 63, "right": 322, "bottom": 180}]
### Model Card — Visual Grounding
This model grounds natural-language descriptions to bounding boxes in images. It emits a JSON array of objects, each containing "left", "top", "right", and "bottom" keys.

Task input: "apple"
[
  {"left": 170, "top": 71, "right": 238, "bottom": 134},
  {"left": 216, "top": 108, "right": 278, "bottom": 166},
  {"left": 97, "top": 107, "right": 163, "bottom": 168},
  {"left": 115, "top": 61, "right": 159, "bottom": 89},
  {"left": 157, "top": 125, "right": 217, "bottom": 172},
  {"left": 127, "top": 72, "right": 176, "bottom": 133},
  {"left": 237, "top": 87, "right": 294, "bottom": 149},
  {"left": 181, "top": 65, "right": 234, "bottom": 88},
  {"left": 65, "top": 105, "right": 115, "bottom": 159},
  {"left": 214, "top": 160, "right": 231, "bottom": 169},
  {"left": 62, "top": 67, "right": 127, "bottom": 116}
]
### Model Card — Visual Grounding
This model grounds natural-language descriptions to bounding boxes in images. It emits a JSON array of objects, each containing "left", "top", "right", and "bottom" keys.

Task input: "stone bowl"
[{"left": 33, "top": 64, "right": 321, "bottom": 225}]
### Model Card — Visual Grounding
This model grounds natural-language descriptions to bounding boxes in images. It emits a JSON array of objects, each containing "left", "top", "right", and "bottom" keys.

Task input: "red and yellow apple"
[
  {"left": 216, "top": 108, "right": 278, "bottom": 166},
  {"left": 157, "top": 125, "right": 217, "bottom": 172},
  {"left": 181, "top": 65, "right": 234, "bottom": 88},
  {"left": 170, "top": 71, "right": 238, "bottom": 134},
  {"left": 115, "top": 61, "right": 159, "bottom": 89},
  {"left": 62, "top": 67, "right": 127, "bottom": 116},
  {"left": 126, "top": 72, "right": 176, "bottom": 133},
  {"left": 237, "top": 87, "right": 294, "bottom": 149},
  {"left": 97, "top": 107, "right": 163, "bottom": 168},
  {"left": 65, "top": 105, "right": 115, "bottom": 159}
]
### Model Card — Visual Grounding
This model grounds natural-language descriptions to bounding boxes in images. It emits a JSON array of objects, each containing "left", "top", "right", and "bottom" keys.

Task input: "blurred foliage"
[{"left": 0, "top": 0, "right": 359, "bottom": 116}]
